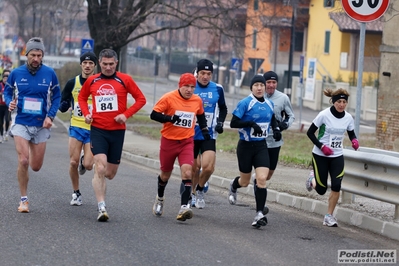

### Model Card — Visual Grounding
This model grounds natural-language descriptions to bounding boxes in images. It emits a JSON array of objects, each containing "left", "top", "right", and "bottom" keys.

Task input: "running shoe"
[
  {"left": 70, "top": 193, "right": 82, "bottom": 206},
  {"left": 252, "top": 211, "right": 268, "bottom": 228},
  {"left": 263, "top": 205, "right": 269, "bottom": 215},
  {"left": 196, "top": 190, "right": 205, "bottom": 209},
  {"left": 152, "top": 195, "right": 164, "bottom": 216},
  {"left": 176, "top": 205, "right": 193, "bottom": 221},
  {"left": 306, "top": 170, "right": 314, "bottom": 192},
  {"left": 18, "top": 201, "right": 29, "bottom": 213},
  {"left": 97, "top": 205, "right": 109, "bottom": 222},
  {"left": 228, "top": 180, "right": 237, "bottom": 205},
  {"left": 190, "top": 193, "right": 196, "bottom": 208},
  {"left": 323, "top": 214, "right": 338, "bottom": 227},
  {"left": 4, "top": 134, "right": 8, "bottom": 141},
  {"left": 78, "top": 151, "right": 86, "bottom": 175},
  {"left": 203, "top": 181, "right": 209, "bottom": 193}
]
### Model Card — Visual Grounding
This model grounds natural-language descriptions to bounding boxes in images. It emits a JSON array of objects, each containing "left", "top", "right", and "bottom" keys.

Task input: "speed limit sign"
[{"left": 342, "top": 0, "right": 390, "bottom": 22}]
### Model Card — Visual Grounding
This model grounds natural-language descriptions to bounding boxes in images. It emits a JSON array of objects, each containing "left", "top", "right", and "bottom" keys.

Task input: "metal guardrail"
[{"left": 342, "top": 148, "right": 399, "bottom": 222}]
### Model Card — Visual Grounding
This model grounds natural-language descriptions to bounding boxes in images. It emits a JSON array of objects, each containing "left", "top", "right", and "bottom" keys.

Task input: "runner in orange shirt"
[{"left": 150, "top": 73, "right": 210, "bottom": 221}]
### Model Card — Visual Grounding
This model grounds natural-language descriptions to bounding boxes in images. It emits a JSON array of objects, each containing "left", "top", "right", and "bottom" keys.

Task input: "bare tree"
[
  {"left": 3, "top": 0, "right": 86, "bottom": 55},
  {"left": 86, "top": 0, "right": 248, "bottom": 60}
]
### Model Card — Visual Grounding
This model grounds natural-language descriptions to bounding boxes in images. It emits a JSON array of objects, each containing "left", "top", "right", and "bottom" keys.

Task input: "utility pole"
[{"left": 286, "top": 1, "right": 297, "bottom": 99}]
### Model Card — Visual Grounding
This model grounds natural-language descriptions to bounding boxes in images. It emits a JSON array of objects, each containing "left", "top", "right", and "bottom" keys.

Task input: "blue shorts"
[
  {"left": 69, "top": 126, "right": 90, "bottom": 144},
  {"left": 10, "top": 124, "right": 50, "bottom": 144}
]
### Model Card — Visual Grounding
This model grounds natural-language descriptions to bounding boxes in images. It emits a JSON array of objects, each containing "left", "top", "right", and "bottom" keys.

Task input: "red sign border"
[{"left": 342, "top": 0, "right": 390, "bottom": 22}]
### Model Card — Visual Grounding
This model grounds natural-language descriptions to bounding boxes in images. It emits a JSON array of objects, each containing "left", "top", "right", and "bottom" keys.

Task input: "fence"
[{"left": 342, "top": 147, "right": 399, "bottom": 222}]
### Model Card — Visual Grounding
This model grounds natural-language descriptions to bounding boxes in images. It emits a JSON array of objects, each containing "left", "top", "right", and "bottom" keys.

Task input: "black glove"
[
  {"left": 251, "top": 122, "right": 263, "bottom": 137},
  {"left": 278, "top": 121, "right": 288, "bottom": 131},
  {"left": 273, "top": 128, "right": 282, "bottom": 141},
  {"left": 201, "top": 129, "right": 211, "bottom": 140},
  {"left": 59, "top": 100, "right": 70, "bottom": 112},
  {"left": 215, "top": 122, "right": 224, "bottom": 134},
  {"left": 165, "top": 115, "right": 181, "bottom": 124}
]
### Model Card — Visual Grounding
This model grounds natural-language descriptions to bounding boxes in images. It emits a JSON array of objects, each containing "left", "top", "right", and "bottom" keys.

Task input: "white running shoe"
[
  {"left": 70, "top": 193, "right": 82, "bottom": 206},
  {"left": 306, "top": 170, "right": 314, "bottom": 192},
  {"left": 196, "top": 190, "right": 205, "bottom": 209},
  {"left": 97, "top": 205, "right": 109, "bottom": 222},
  {"left": 78, "top": 151, "right": 86, "bottom": 175},
  {"left": 228, "top": 180, "right": 237, "bottom": 205},
  {"left": 323, "top": 214, "right": 338, "bottom": 227},
  {"left": 176, "top": 205, "right": 193, "bottom": 221},
  {"left": 153, "top": 195, "right": 164, "bottom": 216},
  {"left": 190, "top": 193, "right": 196, "bottom": 208},
  {"left": 252, "top": 211, "right": 268, "bottom": 228}
]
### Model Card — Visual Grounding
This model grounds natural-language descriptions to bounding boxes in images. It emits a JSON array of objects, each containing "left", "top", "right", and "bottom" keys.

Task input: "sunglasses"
[{"left": 3, "top": 75, "right": 8, "bottom": 78}]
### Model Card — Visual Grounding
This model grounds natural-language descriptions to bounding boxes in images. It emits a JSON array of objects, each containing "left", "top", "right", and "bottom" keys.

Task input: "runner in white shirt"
[{"left": 305, "top": 88, "right": 359, "bottom": 227}]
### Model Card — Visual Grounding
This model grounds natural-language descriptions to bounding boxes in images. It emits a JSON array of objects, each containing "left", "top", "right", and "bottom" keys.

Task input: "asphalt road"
[{"left": 0, "top": 121, "right": 396, "bottom": 266}]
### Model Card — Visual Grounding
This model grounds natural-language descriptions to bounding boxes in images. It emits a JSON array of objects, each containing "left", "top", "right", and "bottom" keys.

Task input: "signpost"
[
  {"left": 81, "top": 38, "right": 94, "bottom": 55},
  {"left": 341, "top": 0, "right": 390, "bottom": 137}
]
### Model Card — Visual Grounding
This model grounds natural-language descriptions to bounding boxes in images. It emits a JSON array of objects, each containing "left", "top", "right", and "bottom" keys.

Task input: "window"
[
  {"left": 294, "top": 31, "right": 304, "bottom": 52},
  {"left": 324, "top": 0, "right": 334, "bottom": 8},
  {"left": 254, "top": 0, "right": 259, "bottom": 11},
  {"left": 252, "top": 29, "right": 257, "bottom": 49},
  {"left": 324, "top": 31, "right": 331, "bottom": 54}
]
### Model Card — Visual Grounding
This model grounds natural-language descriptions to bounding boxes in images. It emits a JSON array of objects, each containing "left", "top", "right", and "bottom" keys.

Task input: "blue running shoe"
[{"left": 203, "top": 181, "right": 209, "bottom": 193}]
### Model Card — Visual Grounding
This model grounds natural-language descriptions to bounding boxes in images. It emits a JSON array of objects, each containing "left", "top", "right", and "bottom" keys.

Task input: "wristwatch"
[{"left": 48, "top": 116, "right": 54, "bottom": 122}]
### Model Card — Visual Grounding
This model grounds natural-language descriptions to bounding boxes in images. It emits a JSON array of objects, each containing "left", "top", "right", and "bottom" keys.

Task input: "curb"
[{"left": 121, "top": 150, "right": 399, "bottom": 242}]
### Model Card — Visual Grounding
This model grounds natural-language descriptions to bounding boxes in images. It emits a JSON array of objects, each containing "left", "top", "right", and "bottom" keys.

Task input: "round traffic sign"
[{"left": 341, "top": 0, "right": 390, "bottom": 22}]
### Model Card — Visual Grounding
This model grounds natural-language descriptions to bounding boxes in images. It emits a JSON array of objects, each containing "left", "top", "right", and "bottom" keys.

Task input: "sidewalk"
[{"left": 120, "top": 128, "right": 399, "bottom": 241}]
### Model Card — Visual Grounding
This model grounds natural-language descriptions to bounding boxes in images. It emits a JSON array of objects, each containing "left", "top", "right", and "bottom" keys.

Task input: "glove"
[
  {"left": 273, "top": 128, "right": 282, "bottom": 141},
  {"left": 251, "top": 122, "right": 263, "bottom": 137},
  {"left": 166, "top": 115, "right": 181, "bottom": 124},
  {"left": 59, "top": 100, "right": 70, "bottom": 112},
  {"left": 351, "top": 139, "right": 359, "bottom": 151},
  {"left": 215, "top": 122, "right": 224, "bottom": 134},
  {"left": 278, "top": 121, "right": 288, "bottom": 131},
  {"left": 201, "top": 129, "right": 211, "bottom": 140},
  {"left": 321, "top": 145, "right": 334, "bottom": 156}
]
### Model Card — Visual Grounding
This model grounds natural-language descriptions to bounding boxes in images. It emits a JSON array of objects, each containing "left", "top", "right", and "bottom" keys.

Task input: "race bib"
[
  {"left": 250, "top": 122, "right": 269, "bottom": 139},
  {"left": 74, "top": 102, "right": 93, "bottom": 117},
  {"left": 205, "top": 112, "right": 214, "bottom": 128},
  {"left": 94, "top": 95, "right": 118, "bottom": 112},
  {"left": 22, "top": 97, "right": 43, "bottom": 114},
  {"left": 329, "top": 134, "right": 343, "bottom": 149},
  {"left": 173, "top": 111, "right": 195, "bottom": 129}
]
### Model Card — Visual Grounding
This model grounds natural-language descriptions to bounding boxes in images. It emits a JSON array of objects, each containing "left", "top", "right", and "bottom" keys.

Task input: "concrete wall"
[{"left": 291, "top": 77, "right": 377, "bottom": 121}]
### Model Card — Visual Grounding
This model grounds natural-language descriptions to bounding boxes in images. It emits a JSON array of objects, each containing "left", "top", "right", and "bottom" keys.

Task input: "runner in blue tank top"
[{"left": 191, "top": 59, "right": 228, "bottom": 209}]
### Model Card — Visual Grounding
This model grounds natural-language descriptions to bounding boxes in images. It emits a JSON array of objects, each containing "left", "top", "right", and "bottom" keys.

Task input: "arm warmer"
[
  {"left": 230, "top": 115, "right": 253, "bottom": 129},
  {"left": 271, "top": 114, "right": 279, "bottom": 130},
  {"left": 196, "top": 113, "right": 208, "bottom": 129},
  {"left": 218, "top": 104, "right": 228, "bottom": 123},
  {"left": 307, "top": 123, "right": 324, "bottom": 149},
  {"left": 150, "top": 110, "right": 170, "bottom": 123},
  {"left": 347, "top": 130, "right": 357, "bottom": 141}
]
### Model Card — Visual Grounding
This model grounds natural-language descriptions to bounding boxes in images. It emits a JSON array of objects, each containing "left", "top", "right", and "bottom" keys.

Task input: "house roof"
[{"left": 329, "top": 12, "right": 383, "bottom": 34}]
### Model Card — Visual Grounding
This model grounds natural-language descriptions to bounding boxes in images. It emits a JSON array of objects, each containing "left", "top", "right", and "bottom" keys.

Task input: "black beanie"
[
  {"left": 197, "top": 59, "right": 213, "bottom": 73},
  {"left": 80, "top": 52, "right": 98, "bottom": 65},
  {"left": 250, "top": 75, "right": 266, "bottom": 90},
  {"left": 263, "top": 71, "right": 278, "bottom": 82}
]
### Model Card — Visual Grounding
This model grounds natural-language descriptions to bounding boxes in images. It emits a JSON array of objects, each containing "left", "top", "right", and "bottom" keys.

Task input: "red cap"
[{"left": 179, "top": 73, "right": 196, "bottom": 88}]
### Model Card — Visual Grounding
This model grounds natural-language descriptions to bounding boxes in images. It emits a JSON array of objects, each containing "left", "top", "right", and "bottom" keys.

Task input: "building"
[{"left": 242, "top": 0, "right": 382, "bottom": 90}]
